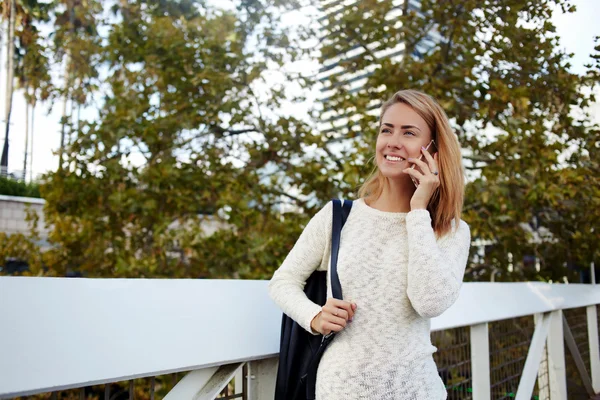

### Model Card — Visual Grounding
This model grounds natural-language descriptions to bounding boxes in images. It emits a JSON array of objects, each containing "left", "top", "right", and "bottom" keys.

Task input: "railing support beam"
[
  {"left": 163, "top": 364, "right": 244, "bottom": 400},
  {"left": 163, "top": 366, "right": 217, "bottom": 400},
  {"left": 563, "top": 314, "right": 595, "bottom": 396},
  {"left": 247, "top": 358, "right": 278, "bottom": 400},
  {"left": 547, "top": 310, "right": 567, "bottom": 400},
  {"left": 470, "top": 323, "right": 490, "bottom": 400},
  {"left": 534, "top": 313, "right": 550, "bottom": 400},
  {"left": 235, "top": 364, "right": 244, "bottom": 395},
  {"left": 516, "top": 312, "right": 551, "bottom": 400},
  {"left": 587, "top": 305, "right": 600, "bottom": 393}
]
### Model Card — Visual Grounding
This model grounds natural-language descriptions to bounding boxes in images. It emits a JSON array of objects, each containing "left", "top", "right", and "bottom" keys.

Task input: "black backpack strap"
[
  {"left": 304, "top": 199, "right": 353, "bottom": 399},
  {"left": 330, "top": 199, "right": 353, "bottom": 301}
]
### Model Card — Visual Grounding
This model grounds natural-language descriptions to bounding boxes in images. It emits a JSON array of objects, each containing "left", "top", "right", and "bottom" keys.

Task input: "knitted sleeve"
[
  {"left": 268, "top": 201, "right": 332, "bottom": 335},
  {"left": 405, "top": 209, "right": 471, "bottom": 318}
]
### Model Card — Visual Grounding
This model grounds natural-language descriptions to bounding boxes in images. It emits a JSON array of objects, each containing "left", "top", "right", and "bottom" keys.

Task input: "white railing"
[{"left": 0, "top": 277, "right": 599, "bottom": 399}]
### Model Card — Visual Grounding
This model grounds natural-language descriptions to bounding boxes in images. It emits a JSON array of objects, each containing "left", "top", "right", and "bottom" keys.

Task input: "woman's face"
[{"left": 375, "top": 102, "right": 433, "bottom": 181}]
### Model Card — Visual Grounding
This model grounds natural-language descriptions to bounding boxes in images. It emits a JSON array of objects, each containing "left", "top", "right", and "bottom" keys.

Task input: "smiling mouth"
[{"left": 384, "top": 155, "right": 405, "bottom": 162}]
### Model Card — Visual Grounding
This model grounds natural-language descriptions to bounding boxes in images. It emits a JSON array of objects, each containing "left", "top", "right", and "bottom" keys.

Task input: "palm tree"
[
  {"left": 22, "top": 89, "right": 30, "bottom": 180},
  {"left": 53, "top": 0, "right": 102, "bottom": 170},
  {"left": 13, "top": 0, "right": 53, "bottom": 179},
  {"left": 0, "top": 14, "right": 3, "bottom": 91},
  {"left": 0, "top": 0, "right": 15, "bottom": 175},
  {"left": 29, "top": 99, "right": 35, "bottom": 181}
]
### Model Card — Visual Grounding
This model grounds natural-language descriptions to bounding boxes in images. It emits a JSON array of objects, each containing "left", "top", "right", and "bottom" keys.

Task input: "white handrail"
[
  {"left": 0, "top": 194, "right": 45, "bottom": 204},
  {"left": 1, "top": 277, "right": 599, "bottom": 398}
]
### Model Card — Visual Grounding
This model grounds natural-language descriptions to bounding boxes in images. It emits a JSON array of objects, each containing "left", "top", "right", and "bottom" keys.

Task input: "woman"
[{"left": 268, "top": 89, "right": 471, "bottom": 399}]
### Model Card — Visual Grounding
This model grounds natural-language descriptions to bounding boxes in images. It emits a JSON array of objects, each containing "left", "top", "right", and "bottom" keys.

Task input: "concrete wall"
[
  {"left": 0, "top": 195, "right": 49, "bottom": 239},
  {"left": 0, "top": 194, "right": 228, "bottom": 245}
]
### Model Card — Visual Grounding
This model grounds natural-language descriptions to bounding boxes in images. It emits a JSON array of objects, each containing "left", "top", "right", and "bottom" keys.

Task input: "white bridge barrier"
[{"left": 1, "top": 277, "right": 599, "bottom": 399}]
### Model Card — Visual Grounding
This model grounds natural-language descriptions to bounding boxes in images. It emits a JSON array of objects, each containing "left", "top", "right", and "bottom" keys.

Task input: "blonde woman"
[{"left": 269, "top": 89, "right": 471, "bottom": 399}]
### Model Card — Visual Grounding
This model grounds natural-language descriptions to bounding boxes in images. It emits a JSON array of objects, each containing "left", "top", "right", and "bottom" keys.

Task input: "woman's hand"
[
  {"left": 310, "top": 298, "right": 357, "bottom": 335},
  {"left": 403, "top": 147, "right": 440, "bottom": 210}
]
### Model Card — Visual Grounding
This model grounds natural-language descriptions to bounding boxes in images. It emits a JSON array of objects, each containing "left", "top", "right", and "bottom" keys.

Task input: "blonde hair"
[{"left": 358, "top": 89, "right": 465, "bottom": 238}]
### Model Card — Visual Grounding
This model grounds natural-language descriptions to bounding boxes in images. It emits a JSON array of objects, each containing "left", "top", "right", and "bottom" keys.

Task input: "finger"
[
  {"left": 421, "top": 147, "right": 438, "bottom": 171},
  {"left": 323, "top": 304, "right": 337, "bottom": 317},
  {"left": 403, "top": 167, "right": 424, "bottom": 180},
  {"left": 325, "top": 306, "right": 349, "bottom": 320},
  {"left": 323, "top": 321, "right": 345, "bottom": 333},
  {"left": 341, "top": 302, "right": 355, "bottom": 320},
  {"left": 348, "top": 304, "right": 355, "bottom": 320},
  {"left": 324, "top": 304, "right": 349, "bottom": 320},
  {"left": 337, "top": 308, "right": 350, "bottom": 320},
  {"left": 332, "top": 299, "right": 356, "bottom": 317},
  {"left": 325, "top": 315, "right": 347, "bottom": 327},
  {"left": 329, "top": 298, "right": 351, "bottom": 308},
  {"left": 407, "top": 157, "right": 431, "bottom": 174},
  {"left": 329, "top": 299, "right": 355, "bottom": 319}
]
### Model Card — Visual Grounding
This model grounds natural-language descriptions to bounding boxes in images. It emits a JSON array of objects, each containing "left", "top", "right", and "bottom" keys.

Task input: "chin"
[
  {"left": 381, "top": 172, "right": 408, "bottom": 181},
  {"left": 378, "top": 166, "right": 408, "bottom": 181}
]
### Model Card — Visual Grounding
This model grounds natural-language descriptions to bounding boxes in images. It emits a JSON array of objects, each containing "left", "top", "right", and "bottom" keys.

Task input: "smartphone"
[{"left": 410, "top": 140, "right": 438, "bottom": 188}]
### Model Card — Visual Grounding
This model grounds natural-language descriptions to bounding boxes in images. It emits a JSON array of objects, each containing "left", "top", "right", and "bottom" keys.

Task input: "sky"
[{"left": 0, "top": 0, "right": 598, "bottom": 181}]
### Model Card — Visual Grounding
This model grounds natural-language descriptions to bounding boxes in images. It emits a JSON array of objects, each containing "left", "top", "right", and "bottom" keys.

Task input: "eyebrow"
[{"left": 382, "top": 123, "right": 422, "bottom": 131}]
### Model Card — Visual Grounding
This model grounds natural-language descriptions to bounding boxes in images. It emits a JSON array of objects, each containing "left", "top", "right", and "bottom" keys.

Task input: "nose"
[{"left": 386, "top": 134, "right": 404, "bottom": 150}]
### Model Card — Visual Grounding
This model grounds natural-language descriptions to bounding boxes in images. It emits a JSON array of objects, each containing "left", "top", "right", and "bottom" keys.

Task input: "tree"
[
  {"left": 0, "top": 0, "right": 53, "bottom": 177},
  {"left": 36, "top": 0, "right": 335, "bottom": 278},
  {"left": 314, "top": 0, "right": 600, "bottom": 281},
  {"left": 1, "top": 0, "right": 16, "bottom": 173},
  {"left": 13, "top": 1, "right": 53, "bottom": 179},
  {"left": 9, "top": 0, "right": 598, "bottom": 283},
  {"left": 50, "top": 0, "right": 103, "bottom": 170}
]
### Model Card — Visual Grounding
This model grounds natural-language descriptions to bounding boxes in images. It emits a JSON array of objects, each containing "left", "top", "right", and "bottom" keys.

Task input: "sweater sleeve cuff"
[
  {"left": 303, "top": 303, "right": 323, "bottom": 336},
  {"left": 406, "top": 208, "right": 431, "bottom": 227}
]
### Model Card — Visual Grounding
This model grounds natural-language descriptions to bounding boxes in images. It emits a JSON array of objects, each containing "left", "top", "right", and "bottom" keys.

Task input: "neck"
[{"left": 368, "top": 177, "right": 415, "bottom": 213}]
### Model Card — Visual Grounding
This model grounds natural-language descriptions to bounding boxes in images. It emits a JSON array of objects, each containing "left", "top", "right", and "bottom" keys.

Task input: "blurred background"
[
  {"left": 1, "top": 1, "right": 600, "bottom": 399},
  {"left": 0, "top": 0, "right": 598, "bottom": 282}
]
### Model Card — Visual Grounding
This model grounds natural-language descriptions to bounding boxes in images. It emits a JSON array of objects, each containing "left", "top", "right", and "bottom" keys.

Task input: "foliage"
[
  {"left": 0, "top": 205, "right": 44, "bottom": 275},
  {"left": 11, "top": 0, "right": 53, "bottom": 103},
  {"left": 315, "top": 0, "right": 600, "bottom": 282},
  {"left": 26, "top": 0, "right": 334, "bottom": 278},
  {"left": 0, "top": 176, "right": 41, "bottom": 197},
  {"left": 3, "top": 0, "right": 599, "bottom": 283},
  {"left": 1, "top": 0, "right": 54, "bottom": 169}
]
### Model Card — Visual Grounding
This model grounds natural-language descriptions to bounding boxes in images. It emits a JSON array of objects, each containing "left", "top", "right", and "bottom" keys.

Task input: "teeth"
[{"left": 385, "top": 155, "right": 404, "bottom": 161}]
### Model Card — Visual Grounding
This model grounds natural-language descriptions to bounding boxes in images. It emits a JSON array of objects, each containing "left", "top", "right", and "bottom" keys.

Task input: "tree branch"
[
  {"left": 404, "top": 20, "right": 437, "bottom": 55},
  {"left": 272, "top": 189, "right": 309, "bottom": 208},
  {"left": 464, "top": 155, "right": 494, "bottom": 163},
  {"left": 210, "top": 126, "right": 260, "bottom": 137},
  {"left": 322, "top": 143, "right": 344, "bottom": 172},
  {"left": 432, "top": 5, "right": 463, "bottom": 77}
]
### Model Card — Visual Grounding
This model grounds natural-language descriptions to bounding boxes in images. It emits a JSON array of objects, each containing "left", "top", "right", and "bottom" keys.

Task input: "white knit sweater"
[{"left": 268, "top": 198, "right": 471, "bottom": 400}]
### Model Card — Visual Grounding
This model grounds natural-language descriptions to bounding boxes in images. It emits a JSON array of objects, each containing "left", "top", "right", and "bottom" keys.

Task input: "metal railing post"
[
  {"left": 470, "top": 323, "right": 491, "bottom": 400},
  {"left": 547, "top": 310, "right": 567, "bottom": 400},
  {"left": 516, "top": 312, "right": 551, "bottom": 400},
  {"left": 587, "top": 305, "right": 600, "bottom": 393},
  {"left": 235, "top": 364, "right": 245, "bottom": 396},
  {"left": 534, "top": 313, "right": 550, "bottom": 400},
  {"left": 247, "top": 358, "right": 278, "bottom": 400},
  {"left": 564, "top": 313, "right": 595, "bottom": 396}
]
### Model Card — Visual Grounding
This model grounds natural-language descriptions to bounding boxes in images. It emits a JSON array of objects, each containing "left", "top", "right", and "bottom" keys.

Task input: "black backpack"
[{"left": 274, "top": 199, "right": 353, "bottom": 400}]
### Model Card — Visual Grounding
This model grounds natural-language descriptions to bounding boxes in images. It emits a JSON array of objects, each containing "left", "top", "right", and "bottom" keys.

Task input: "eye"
[
  {"left": 380, "top": 128, "right": 392, "bottom": 134},
  {"left": 404, "top": 131, "right": 416, "bottom": 136}
]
